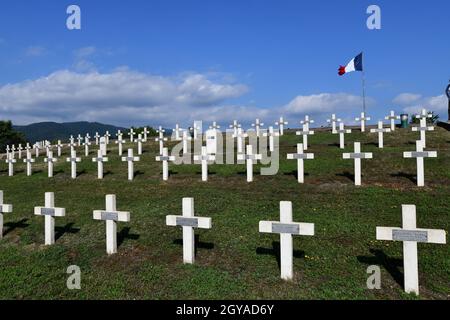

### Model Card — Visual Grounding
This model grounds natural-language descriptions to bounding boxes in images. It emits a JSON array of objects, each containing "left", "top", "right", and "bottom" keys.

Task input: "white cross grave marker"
[
  {"left": 77, "top": 134, "right": 83, "bottom": 147},
  {"left": 94, "top": 132, "right": 100, "bottom": 145},
  {"left": 66, "top": 150, "right": 81, "bottom": 179},
  {"left": 403, "top": 140, "right": 437, "bottom": 187},
  {"left": 92, "top": 149, "right": 109, "bottom": 179},
  {"left": 115, "top": 133, "right": 126, "bottom": 155},
  {"left": 193, "top": 146, "right": 216, "bottom": 181},
  {"left": 5, "top": 153, "right": 16, "bottom": 176},
  {"left": 56, "top": 140, "right": 64, "bottom": 157},
  {"left": 385, "top": 111, "right": 400, "bottom": 131},
  {"left": 44, "top": 151, "right": 57, "bottom": 177},
  {"left": 34, "top": 192, "right": 66, "bottom": 245},
  {"left": 83, "top": 136, "right": 91, "bottom": 156},
  {"left": 275, "top": 116, "right": 288, "bottom": 136},
  {"left": 166, "top": 197, "right": 212, "bottom": 264},
  {"left": 155, "top": 126, "right": 168, "bottom": 155},
  {"left": 93, "top": 194, "right": 130, "bottom": 255},
  {"left": 252, "top": 118, "right": 264, "bottom": 137},
  {"left": 233, "top": 127, "right": 248, "bottom": 154},
  {"left": 23, "top": 149, "right": 35, "bottom": 176},
  {"left": 17, "top": 144, "right": 23, "bottom": 159},
  {"left": 0, "top": 191, "right": 13, "bottom": 239},
  {"left": 327, "top": 114, "right": 341, "bottom": 134},
  {"left": 182, "top": 130, "right": 192, "bottom": 155},
  {"left": 370, "top": 121, "right": 391, "bottom": 148},
  {"left": 136, "top": 133, "right": 144, "bottom": 155},
  {"left": 343, "top": 142, "right": 373, "bottom": 186},
  {"left": 206, "top": 122, "right": 220, "bottom": 155},
  {"left": 173, "top": 124, "right": 183, "bottom": 141},
  {"left": 229, "top": 120, "right": 241, "bottom": 137},
  {"left": 355, "top": 112, "right": 371, "bottom": 132},
  {"left": 156, "top": 147, "right": 176, "bottom": 181},
  {"left": 287, "top": 143, "right": 314, "bottom": 183},
  {"left": 412, "top": 109, "right": 434, "bottom": 148},
  {"left": 99, "top": 136, "right": 107, "bottom": 156},
  {"left": 336, "top": 122, "right": 352, "bottom": 149},
  {"left": 68, "top": 137, "right": 76, "bottom": 154},
  {"left": 300, "top": 115, "right": 314, "bottom": 132},
  {"left": 259, "top": 201, "right": 315, "bottom": 280},
  {"left": 263, "top": 126, "right": 280, "bottom": 152},
  {"left": 376, "top": 204, "right": 446, "bottom": 295},
  {"left": 121, "top": 148, "right": 140, "bottom": 181},
  {"left": 128, "top": 128, "right": 135, "bottom": 143},
  {"left": 104, "top": 131, "right": 111, "bottom": 145},
  {"left": 237, "top": 144, "right": 262, "bottom": 182},
  {"left": 143, "top": 127, "right": 149, "bottom": 141},
  {"left": 295, "top": 123, "right": 314, "bottom": 150}
]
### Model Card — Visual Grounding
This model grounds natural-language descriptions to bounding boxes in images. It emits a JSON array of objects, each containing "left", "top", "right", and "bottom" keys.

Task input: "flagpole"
[{"left": 361, "top": 69, "right": 367, "bottom": 115}]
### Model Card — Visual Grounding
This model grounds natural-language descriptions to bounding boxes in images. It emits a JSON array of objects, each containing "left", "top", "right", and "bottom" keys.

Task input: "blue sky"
[{"left": 0, "top": 0, "right": 448, "bottom": 128}]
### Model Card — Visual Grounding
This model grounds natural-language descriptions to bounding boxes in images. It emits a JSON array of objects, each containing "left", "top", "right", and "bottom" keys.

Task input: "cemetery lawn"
[{"left": 0, "top": 127, "right": 449, "bottom": 300}]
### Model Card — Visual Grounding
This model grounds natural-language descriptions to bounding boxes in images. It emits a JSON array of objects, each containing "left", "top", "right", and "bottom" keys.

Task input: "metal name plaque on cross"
[
  {"left": 100, "top": 211, "right": 119, "bottom": 221},
  {"left": 350, "top": 154, "right": 370, "bottom": 159},
  {"left": 176, "top": 217, "right": 198, "bottom": 227},
  {"left": 291, "top": 154, "right": 309, "bottom": 159},
  {"left": 392, "top": 230, "right": 428, "bottom": 243},
  {"left": 410, "top": 152, "right": 431, "bottom": 157},
  {"left": 158, "top": 156, "right": 171, "bottom": 161},
  {"left": 126, "top": 157, "right": 135, "bottom": 161},
  {"left": 41, "top": 208, "right": 56, "bottom": 216},
  {"left": 272, "top": 223, "right": 299, "bottom": 234}
]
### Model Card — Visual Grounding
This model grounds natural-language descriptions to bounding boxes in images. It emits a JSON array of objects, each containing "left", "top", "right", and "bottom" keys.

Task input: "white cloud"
[
  {"left": 392, "top": 93, "right": 422, "bottom": 105},
  {"left": 393, "top": 93, "right": 447, "bottom": 117}
]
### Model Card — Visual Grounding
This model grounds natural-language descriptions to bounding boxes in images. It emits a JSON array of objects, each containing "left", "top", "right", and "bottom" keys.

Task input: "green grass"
[{"left": 0, "top": 127, "right": 449, "bottom": 299}]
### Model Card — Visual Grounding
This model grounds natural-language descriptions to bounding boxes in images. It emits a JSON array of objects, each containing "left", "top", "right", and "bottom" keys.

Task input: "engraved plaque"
[
  {"left": 101, "top": 211, "right": 119, "bottom": 221},
  {"left": 392, "top": 230, "right": 428, "bottom": 243},
  {"left": 41, "top": 208, "right": 55, "bottom": 216},
  {"left": 176, "top": 217, "right": 198, "bottom": 227},
  {"left": 292, "top": 154, "right": 308, "bottom": 159},
  {"left": 350, "top": 154, "right": 369, "bottom": 159},
  {"left": 410, "top": 152, "right": 430, "bottom": 158},
  {"left": 272, "top": 223, "right": 299, "bottom": 234}
]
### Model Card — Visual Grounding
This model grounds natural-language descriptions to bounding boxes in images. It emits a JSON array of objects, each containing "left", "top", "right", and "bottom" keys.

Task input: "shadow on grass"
[
  {"left": 55, "top": 223, "right": 80, "bottom": 241},
  {"left": 357, "top": 248, "right": 404, "bottom": 288},
  {"left": 256, "top": 241, "right": 305, "bottom": 269},
  {"left": 134, "top": 170, "right": 145, "bottom": 177},
  {"left": 117, "top": 227, "right": 140, "bottom": 247},
  {"left": 76, "top": 169, "right": 87, "bottom": 177},
  {"left": 173, "top": 234, "right": 214, "bottom": 255},
  {"left": 390, "top": 172, "right": 416, "bottom": 184},
  {"left": 103, "top": 170, "right": 113, "bottom": 177},
  {"left": 336, "top": 171, "right": 355, "bottom": 182},
  {"left": 327, "top": 143, "right": 340, "bottom": 148},
  {"left": 283, "top": 170, "right": 309, "bottom": 178},
  {"left": 3, "top": 218, "right": 30, "bottom": 236},
  {"left": 53, "top": 169, "right": 64, "bottom": 175}
]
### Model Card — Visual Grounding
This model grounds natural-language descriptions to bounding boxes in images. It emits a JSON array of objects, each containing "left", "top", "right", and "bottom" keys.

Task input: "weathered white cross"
[
  {"left": 343, "top": 142, "right": 373, "bottom": 186},
  {"left": 121, "top": 148, "right": 140, "bottom": 181},
  {"left": 68, "top": 137, "right": 77, "bottom": 154},
  {"left": 94, "top": 132, "right": 100, "bottom": 145},
  {"left": 412, "top": 109, "right": 434, "bottom": 148},
  {"left": 173, "top": 124, "right": 183, "bottom": 141},
  {"left": 66, "top": 150, "right": 81, "bottom": 179},
  {"left": 295, "top": 123, "right": 314, "bottom": 150},
  {"left": 327, "top": 114, "right": 341, "bottom": 134},
  {"left": 115, "top": 133, "right": 126, "bottom": 155},
  {"left": 263, "top": 126, "right": 280, "bottom": 152},
  {"left": 104, "top": 131, "right": 111, "bottom": 144},
  {"left": 287, "top": 143, "right": 314, "bottom": 183},
  {"left": 300, "top": 115, "right": 314, "bottom": 132},
  {"left": 403, "top": 140, "right": 437, "bottom": 187},
  {"left": 275, "top": 116, "right": 288, "bottom": 136},
  {"left": 156, "top": 147, "right": 176, "bottom": 181},
  {"left": 385, "top": 110, "right": 400, "bottom": 131},
  {"left": 56, "top": 140, "right": 64, "bottom": 157},
  {"left": 5, "top": 153, "right": 16, "bottom": 177},
  {"left": 34, "top": 143, "right": 40, "bottom": 157},
  {"left": 44, "top": 151, "right": 57, "bottom": 177},
  {"left": 34, "top": 192, "right": 66, "bottom": 245},
  {"left": 17, "top": 144, "right": 23, "bottom": 159},
  {"left": 77, "top": 134, "right": 83, "bottom": 146},
  {"left": 370, "top": 121, "right": 391, "bottom": 148},
  {"left": 155, "top": 126, "right": 168, "bottom": 155},
  {"left": 251, "top": 118, "right": 264, "bottom": 137},
  {"left": 376, "top": 204, "right": 446, "bottom": 295},
  {"left": 143, "top": 127, "right": 149, "bottom": 141},
  {"left": 336, "top": 122, "right": 352, "bottom": 149},
  {"left": 355, "top": 112, "right": 371, "bottom": 132},
  {"left": 259, "top": 201, "right": 315, "bottom": 280},
  {"left": 128, "top": 128, "right": 135, "bottom": 143},
  {"left": 136, "top": 133, "right": 144, "bottom": 155},
  {"left": 93, "top": 194, "right": 130, "bottom": 255},
  {"left": 237, "top": 144, "right": 262, "bottom": 182},
  {"left": 229, "top": 120, "right": 241, "bottom": 137},
  {"left": 83, "top": 136, "right": 91, "bottom": 156},
  {"left": 233, "top": 127, "right": 248, "bottom": 154},
  {"left": 193, "top": 146, "right": 216, "bottom": 181},
  {"left": 0, "top": 191, "right": 13, "bottom": 239},
  {"left": 99, "top": 136, "right": 107, "bottom": 156},
  {"left": 166, "top": 197, "right": 212, "bottom": 264},
  {"left": 23, "top": 149, "right": 35, "bottom": 176},
  {"left": 92, "top": 149, "right": 109, "bottom": 179},
  {"left": 182, "top": 131, "right": 192, "bottom": 155}
]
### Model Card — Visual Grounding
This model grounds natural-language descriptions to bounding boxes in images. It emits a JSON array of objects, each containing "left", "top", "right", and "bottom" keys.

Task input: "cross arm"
[
  {"left": 166, "top": 215, "right": 212, "bottom": 229},
  {"left": 93, "top": 210, "right": 130, "bottom": 222},
  {"left": 34, "top": 207, "right": 66, "bottom": 217},
  {"left": 0, "top": 204, "right": 13, "bottom": 213},
  {"left": 259, "top": 221, "right": 314, "bottom": 236},
  {"left": 376, "top": 226, "right": 446, "bottom": 244}
]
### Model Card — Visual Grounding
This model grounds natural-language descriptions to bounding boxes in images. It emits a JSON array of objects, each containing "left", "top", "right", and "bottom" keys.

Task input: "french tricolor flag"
[{"left": 338, "top": 52, "right": 363, "bottom": 76}]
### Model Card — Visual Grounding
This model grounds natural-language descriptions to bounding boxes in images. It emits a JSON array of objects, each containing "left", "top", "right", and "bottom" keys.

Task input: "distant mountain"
[{"left": 13, "top": 121, "right": 127, "bottom": 143}]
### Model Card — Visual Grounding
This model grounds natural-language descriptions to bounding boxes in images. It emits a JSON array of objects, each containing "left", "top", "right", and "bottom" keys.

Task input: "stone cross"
[
  {"left": 17, "top": 144, "right": 23, "bottom": 159},
  {"left": 0, "top": 191, "right": 13, "bottom": 239},
  {"left": 263, "top": 126, "right": 280, "bottom": 152},
  {"left": 336, "top": 122, "right": 352, "bottom": 149},
  {"left": 104, "top": 131, "right": 111, "bottom": 144},
  {"left": 237, "top": 144, "right": 262, "bottom": 182},
  {"left": 44, "top": 151, "right": 57, "bottom": 178},
  {"left": 84, "top": 136, "right": 91, "bottom": 156},
  {"left": 155, "top": 126, "right": 168, "bottom": 155},
  {"left": 128, "top": 128, "right": 135, "bottom": 143},
  {"left": 143, "top": 127, "right": 149, "bottom": 141},
  {"left": 66, "top": 150, "right": 81, "bottom": 179},
  {"left": 182, "top": 130, "right": 192, "bottom": 155},
  {"left": 327, "top": 114, "right": 341, "bottom": 134},
  {"left": 385, "top": 110, "right": 400, "bottom": 131},
  {"left": 403, "top": 140, "right": 437, "bottom": 187},
  {"left": 77, "top": 134, "right": 83, "bottom": 147},
  {"left": 56, "top": 140, "right": 64, "bottom": 157},
  {"left": 93, "top": 194, "right": 130, "bottom": 255},
  {"left": 251, "top": 118, "right": 264, "bottom": 137},
  {"left": 355, "top": 112, "right": 371, "bottom": 132},
  {"left": 412, "top": 109, "right": 434, "bottom": 148},
  {"left": 370, "top": 121, "right": 391, "bottom": 148},
  {"left": 259, "top": 201, "right": 315, "bottom": 280},
  {"left": 121, "top": 148, "right": 140, "bottom": 181},
  {"left": 5, "top": 153, "right": 16, "bottom": 176},
  {"left": 193, "top": 146, "right": 216, "bottom": 181},
  {"left": 115, "top": 133, "right": 126, "bottom": 155},
  {"left": 23, "top": 149, "right": 35, "bottom": 176},
  {"left": 275, "top": 116, "right": 288, "bottom": 136},
  {"left": 173, "top": 124, "right": 183, "bottom": 141},
  {"left": 94, "top": 132, "right": 100, "bottom": 145},
  {"left": 343, "top": 142, "right": 373, "bottom": 186},
  {"left": 295, "top": 123, "right": 314, "bottom": 150},
  {"left": 229, "top": 120, "right": 241, "bottom": 137},
  {"left": 233, "top": 127, "right": 248, "bottom": 154},
  {"left": 136, "top": 133, "right": 144, "bottom": 155},
  {"left": 34, "top": 192, "right": 66, "bottom": 245},
  {"left": 99, "top": 137, "right": 107, "bottom": 156},
  {"left": 300, "top": 115, "right": 314, "bottom": 132},
  {"left": 287, "top": 143, "right": 314, "bottom": 183},
  {"left": 166, "top": 197, "right": 212, "bottom": 264},
  {"left": 156, "top": 147, "right": 176, "bottom": 181},
  {"left": 92, "top": 149, "right": 109, "bottom": 179},
  {"left": 376, "top": 204, "right": 446, "bottom": 295}
]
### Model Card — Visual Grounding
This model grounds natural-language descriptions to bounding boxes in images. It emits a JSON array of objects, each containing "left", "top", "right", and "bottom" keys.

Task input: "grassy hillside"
[{"left": 0, "top": 127, "right": 449, "bottom": 299}]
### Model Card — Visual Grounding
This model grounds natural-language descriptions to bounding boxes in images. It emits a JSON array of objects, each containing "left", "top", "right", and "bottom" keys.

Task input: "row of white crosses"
[{"left": 0, "top": 190, "right": 446, "bottom": 295}]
